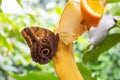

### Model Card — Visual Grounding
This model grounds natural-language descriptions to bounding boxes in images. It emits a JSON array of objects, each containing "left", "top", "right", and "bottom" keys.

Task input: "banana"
[
  {"left": 53, "top": 1, "right": 86, "bottom": 80},
  {"left": 53, "top": 40, "right": 84, "bottom": 80},
  {"left": 53, "top": 1, "right": 85, "bottom": 80}
]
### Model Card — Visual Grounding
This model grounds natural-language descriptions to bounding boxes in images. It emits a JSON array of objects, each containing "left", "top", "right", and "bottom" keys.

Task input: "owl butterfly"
[{"left": 21, "top": 27, "right": 59, "bottom": 64}]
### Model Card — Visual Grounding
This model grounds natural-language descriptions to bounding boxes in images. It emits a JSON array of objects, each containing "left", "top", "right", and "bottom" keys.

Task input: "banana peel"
[
  {"left": 53, "top": 40, "right": 84, "bottom": 80},
  {"left": 53, "top": 1, "right": 86, "bottom": 80},
  {"left": 53, "top": 23, "right": 85, "bottom": 80},
  {"left": 58, "top": 1, "right": 86, "bottom": 45}
]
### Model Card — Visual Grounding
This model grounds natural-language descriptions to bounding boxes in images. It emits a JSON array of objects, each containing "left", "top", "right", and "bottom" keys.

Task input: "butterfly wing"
[{"left": 21, "top": 27, "right": 59, "bottom": 64}]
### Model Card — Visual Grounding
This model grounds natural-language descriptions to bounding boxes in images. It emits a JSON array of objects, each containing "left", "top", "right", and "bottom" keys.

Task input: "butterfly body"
[{"left": 21, "top": 27, "right": 59, "bottom": 64}]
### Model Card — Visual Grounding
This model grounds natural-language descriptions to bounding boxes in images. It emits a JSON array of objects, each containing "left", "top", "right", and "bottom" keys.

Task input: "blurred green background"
[{"left": 0, "top": 0, "right": 120, "bottom": 80}]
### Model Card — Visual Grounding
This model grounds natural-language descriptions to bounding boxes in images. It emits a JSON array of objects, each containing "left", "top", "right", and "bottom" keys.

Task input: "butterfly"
[{"left": 21, "top": 26, "right": 59, "bottom": 64}]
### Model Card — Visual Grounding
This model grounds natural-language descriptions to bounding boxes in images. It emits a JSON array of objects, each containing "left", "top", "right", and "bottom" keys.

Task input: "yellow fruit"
[
  {"left": 59, "top": 1, "right": 84, "bottom": 45},
  {"left": 80, "top": 0, "right": 106, "bottom": 27},
  {"left": 53, "top": 2, "right": 84, "bottom": 79},
  {"left": 53, "top": 40, "right": 83, "bottom": 80}
]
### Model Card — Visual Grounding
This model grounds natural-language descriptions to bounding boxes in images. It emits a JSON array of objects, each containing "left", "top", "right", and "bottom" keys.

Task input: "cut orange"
[{"left": 80, "top": 0, "right": 106, "bottom": 27}]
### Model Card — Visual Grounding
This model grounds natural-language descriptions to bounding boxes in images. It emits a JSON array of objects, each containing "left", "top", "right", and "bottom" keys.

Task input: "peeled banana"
[{"left": 52, "top": 1, "right": 87, "bottom": 80}]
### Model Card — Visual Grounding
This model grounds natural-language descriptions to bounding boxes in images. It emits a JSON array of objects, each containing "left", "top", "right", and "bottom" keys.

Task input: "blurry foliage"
[
  {"left": 77, "top": 62, "right": 97, "bottom": 80},
  {"left": 16, "top": 0, "right": 23, "bottom": 8},
  {"left": 108, "top": 0, "right": 120, "bottom": 3},
  {"left": 106, "top": 2, "right": 120, "bottom": 16},
  {"left": 0, "top": 0, "right": 120, "bottom": 80},
  {"left": 12, "top": 71, "right": 58, "bottom": 80},
  {"left": 0, "top": 0, "right": 2, "bottom": 6},
  {"left": 83, "top": 33, "right": 120, "bottom": 62}
]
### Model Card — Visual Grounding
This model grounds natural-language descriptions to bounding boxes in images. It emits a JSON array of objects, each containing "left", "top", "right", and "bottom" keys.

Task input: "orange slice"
[{"left": 80, "top": 0, "right": 106, "bottom": 27}]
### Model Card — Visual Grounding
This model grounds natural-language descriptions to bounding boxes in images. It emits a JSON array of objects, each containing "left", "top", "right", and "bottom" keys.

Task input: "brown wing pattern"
[{"left": 21, "top": 27, "right": 59, "bottom": 64}]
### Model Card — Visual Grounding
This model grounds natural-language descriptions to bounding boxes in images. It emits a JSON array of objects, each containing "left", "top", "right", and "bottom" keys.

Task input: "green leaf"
[
  {"left": 83, "top": 33, "right": 120, "bottom": 62},
  {"left": 114, "top": 10, "right": 120, "bottom": 16},
  {"left": 108, "top": 0, "right": 120, "bottom": 3},
  {"left": 16, "top": 0, "right": 23, "bottom": 8},
  {"left": 12, "top": 71, "right": 58, "bottom": 80},
  {"left": 0, "top": 0, "right": 2, "bottom": 13},
  {"left": 77, "top": 62, "right": 97, "bottom": 80},
  {"left": 0, "top": 0, "right": 2, "bottom": 6},
  {"left": 0, "top": 8, "right": 3, "bottom": 12},
  {"left": 55, "top": 6, "right": 62, "bottom": 15},
  {"left": 0, "top": 34, "right": 12, "bottom": 52},
  {"left": 28, "top": 13, "right": 36, "bottom": 22},
  {"left": 118, "top": 20, "right": 120, "bottom": 26}
]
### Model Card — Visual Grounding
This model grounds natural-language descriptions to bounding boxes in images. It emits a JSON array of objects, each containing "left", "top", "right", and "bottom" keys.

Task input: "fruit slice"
[
  {"left": 80, "top": 0, "right": 106, "bottom": 27},
  {"left": 59, "top": 1, "right": 85, "bottom": 45}
]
